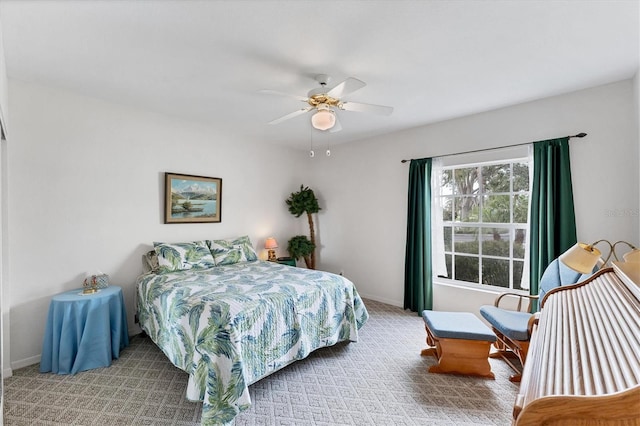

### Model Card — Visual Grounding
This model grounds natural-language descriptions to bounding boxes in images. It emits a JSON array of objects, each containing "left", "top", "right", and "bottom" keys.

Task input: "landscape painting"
[{"left": 164, "top": 173, "right": 222, "bottom": 223}]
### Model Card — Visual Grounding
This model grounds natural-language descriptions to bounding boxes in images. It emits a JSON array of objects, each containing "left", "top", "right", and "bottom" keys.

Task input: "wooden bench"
[
  {"left": 421, "top": 310, "right": 497, "bottom": 379},
  {"left": 513, "top": 265, "right": 640, "bottom": 425}
]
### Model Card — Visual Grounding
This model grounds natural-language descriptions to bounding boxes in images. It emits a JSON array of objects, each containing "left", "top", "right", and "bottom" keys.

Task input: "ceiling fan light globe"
[{"left": 311, "top": 109, "right": 336, "bottom": 131}]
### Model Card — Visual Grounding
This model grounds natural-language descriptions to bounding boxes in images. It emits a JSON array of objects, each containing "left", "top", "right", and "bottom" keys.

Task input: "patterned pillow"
[
  {"left": 153, "top": 241, "right": 216, "bottom": 273},
  {"left": 142, "top": 249, "right": 159, "bottom": 273},
  {"left": 207, "top": 235, "right": 258, "bottom": 266}
]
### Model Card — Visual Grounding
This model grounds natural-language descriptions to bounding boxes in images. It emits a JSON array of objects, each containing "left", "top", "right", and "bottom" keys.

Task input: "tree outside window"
[{"left": 438, "top": 159, "right": 530, "bottom": 291}]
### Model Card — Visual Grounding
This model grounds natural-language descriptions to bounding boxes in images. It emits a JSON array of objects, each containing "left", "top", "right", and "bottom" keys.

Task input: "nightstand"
[
  {"left": 275, "top": 257, "right": 296, "bottom": 267},
  {"left": 40, "top": 286, "right": 129, "bottom": 374}
]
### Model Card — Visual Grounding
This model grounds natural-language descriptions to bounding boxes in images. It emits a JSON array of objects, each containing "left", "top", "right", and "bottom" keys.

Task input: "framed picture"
[{"left": 164, "top": 173, "right": 222, "bottom": 224}]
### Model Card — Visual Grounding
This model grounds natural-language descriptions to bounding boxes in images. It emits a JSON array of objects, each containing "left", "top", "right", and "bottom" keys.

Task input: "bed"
[{"left": 136, "top": 240, "right": 369, "bottom": 425}]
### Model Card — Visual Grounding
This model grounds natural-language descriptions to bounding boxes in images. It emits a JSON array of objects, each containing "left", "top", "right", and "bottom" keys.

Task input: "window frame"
[{"left": 434, "top": 155, "right": 531, "bottom": 294}]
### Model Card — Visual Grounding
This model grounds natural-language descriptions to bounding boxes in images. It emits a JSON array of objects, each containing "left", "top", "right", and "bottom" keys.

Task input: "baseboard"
[
  {"left": 7, "top": 327, "right": 142, "bottom": 377},
  {"left": 357, "top": 292, "right": 402, "bottom": 308},
  {"left": 129, "top": 324, "right": 142, "bottom": 338},
  {"left": 11, "top": 354, "right": 40, "bottom": 372}
]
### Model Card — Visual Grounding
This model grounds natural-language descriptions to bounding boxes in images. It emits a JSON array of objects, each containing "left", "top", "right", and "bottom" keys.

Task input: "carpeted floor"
[{"left": 3, "top": 299, "right": 520, "bottom": 425}]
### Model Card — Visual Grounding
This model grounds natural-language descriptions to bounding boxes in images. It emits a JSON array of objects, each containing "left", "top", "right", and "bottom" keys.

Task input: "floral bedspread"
[{"left": 136, "top": 260, "right": 369, "bottom": 425}]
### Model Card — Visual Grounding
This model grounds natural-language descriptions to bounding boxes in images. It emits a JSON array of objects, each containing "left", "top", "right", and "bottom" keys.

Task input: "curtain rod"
[{"left": 400, "top": 132, "right": 587, "bottom": 163}]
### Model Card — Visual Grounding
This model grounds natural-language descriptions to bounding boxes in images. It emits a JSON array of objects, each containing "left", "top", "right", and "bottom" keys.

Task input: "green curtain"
[
  {"left": 404, "top": 158, "right": 433, "bottom": 313},
  {"left": 529, "top": 137, "right": 577, "bottom": 310}
]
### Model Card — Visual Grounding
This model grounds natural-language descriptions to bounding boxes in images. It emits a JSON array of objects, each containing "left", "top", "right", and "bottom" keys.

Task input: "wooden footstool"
[{"left": 421, "top": 310, "right": 497, "bottom": 379}]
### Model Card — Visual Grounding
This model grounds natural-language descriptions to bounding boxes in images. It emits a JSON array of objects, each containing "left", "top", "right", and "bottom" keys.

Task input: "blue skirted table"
[{"left": 40, "top": 285, "right": 129, "bottom": 374}]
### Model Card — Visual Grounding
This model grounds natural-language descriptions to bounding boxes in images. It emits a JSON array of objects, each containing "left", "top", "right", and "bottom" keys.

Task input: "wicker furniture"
[
  {"left": 512, "top": 265, "right": 640, "bottom": 425},
  {"left": 480, "top": 259, "right": 591, "bottom": 381},
  {"left": 421, "top": 310, "right": 497, "bottom": 378}
]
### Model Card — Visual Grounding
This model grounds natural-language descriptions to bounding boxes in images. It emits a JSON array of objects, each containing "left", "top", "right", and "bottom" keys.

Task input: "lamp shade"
[
  {"left": 623, "top": 248, "right": 640, "bottom": 263},
  {"left": 559, "top": 242, "right": 602, "bottom": 274},
  {"left": 265, "top": 237, "right": 278, "bottom": 250},
  {"left": 311, "top": 108, "right": 336, "bottom": 131}
]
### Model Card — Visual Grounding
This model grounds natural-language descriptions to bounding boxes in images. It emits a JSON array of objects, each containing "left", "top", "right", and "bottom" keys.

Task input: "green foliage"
[
  {"left": 441, "top": 161, "right": 531, "bottom": 289},
  {"left": 453, "top": 255, "right": 479, "bottom": 283},
  {"left": 451, "top": 242, "right": 526, "bottom": 288},
  {"left": 285, "top": 185, "right": 321, "bottom": 269},
  {"left": 286, "top": 185, "right": 321, "bottom": 217},
  {"left": 482, "top": 258, "right": 525, "bottom": 289},
  {"left": 441, "top": 161, "right": 530, "bottom": 223},
  {"left": 454, "top": 240, "right": 525, "bottom": 258},
  {"left": 482, "top": 258, "right": 510, "bottom": 288},
  {"left": 287, "top": 235, "right": 316, "bottom": 260}
]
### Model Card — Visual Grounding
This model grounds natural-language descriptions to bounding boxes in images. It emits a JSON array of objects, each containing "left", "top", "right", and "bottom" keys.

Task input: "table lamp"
[
  {"left": 613, "top": 240, "right": 640, "bottom": 263},
  {"left": 265, "top": 237, "right": 278, "bottom": 261},
  {"left": 559, "top": 242, "right": 603, "bottom": 274},
  {"left": 560, "top": 239, "right": 639, "bottom": 273},
  {"left": 623, "top": 248, "right": 640, "bottom": 263}
]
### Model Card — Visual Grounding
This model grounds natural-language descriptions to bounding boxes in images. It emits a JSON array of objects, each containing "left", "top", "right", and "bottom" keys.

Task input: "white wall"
[
  {"left": 0, "top": 12, "right": 7, "bottom": 411},
  {"left": 311, "top": 79, "right": 639, "bottom": 315},
  {"left": 6, "top": 77, "right": 639, "bottom": 371},
  {"left": 635, "top": 70, "right": 640, "bottom": 239},
  {"left": 0, "top": 12, "right": 7, "bottom": 137},
  {"left": 6, "top": 80, "right": 307, "bottom": 370}
]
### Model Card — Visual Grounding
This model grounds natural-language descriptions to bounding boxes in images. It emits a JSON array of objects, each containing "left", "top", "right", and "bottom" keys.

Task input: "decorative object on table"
[
  {"left": 560, "top": 239, "right": 639, "bottom": 273},
  {"left": 285, "top": 185, "right": 320, "bottom": 269},
  {"left": 82, "top": 273, "right": 109, "bottom": 294},
  {"left": 261, "top": 74, "right": 393, "bottom": 132},
  {"left": 276, "top": 257, "right": 296, "bottom": 267},
  {"left": 264, "top": 237, "right": 278, "bottom": 261},
  {"left": 164, "top": 172, "right": 222, "bottom": 224}
]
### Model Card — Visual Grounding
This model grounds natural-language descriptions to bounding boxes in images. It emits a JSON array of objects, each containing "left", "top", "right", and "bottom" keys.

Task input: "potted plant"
[
  {"left": 287, "top": 235, "right": 316, "bottom": 269},
  {"left": 286, "top": 185, "right": 321, "bottom": 269}
]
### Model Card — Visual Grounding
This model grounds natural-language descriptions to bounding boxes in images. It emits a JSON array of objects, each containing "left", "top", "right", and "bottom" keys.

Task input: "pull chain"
[
  {"left": 325, "top": 129, "right": 331, "bottom": 157},
  {"left": 309, "top": 125, "right": 315, "bottom": 157}
]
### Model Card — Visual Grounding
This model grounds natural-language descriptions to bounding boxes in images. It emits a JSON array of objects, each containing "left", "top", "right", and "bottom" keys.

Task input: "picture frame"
[{"left": 164, "top": 172, "right": 222, "bottom": 224}]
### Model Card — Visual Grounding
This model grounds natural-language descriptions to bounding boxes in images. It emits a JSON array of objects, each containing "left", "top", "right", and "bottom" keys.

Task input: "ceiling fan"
[{"left": 261, "top": 74, "right": 393, "bottom": 132}]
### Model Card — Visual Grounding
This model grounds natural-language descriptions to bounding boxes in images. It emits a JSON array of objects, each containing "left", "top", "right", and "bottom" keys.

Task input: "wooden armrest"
[
  {"left": 495, "top": 292, "right": 539, "bottom": 312},
  {"left": 527, "top": 312, "right": 540, "bottom": 334}
]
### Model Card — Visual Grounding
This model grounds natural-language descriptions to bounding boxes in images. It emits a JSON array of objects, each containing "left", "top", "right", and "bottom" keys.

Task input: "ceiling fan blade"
[
  {"left": 329, "top": 115, "right": 342, "bottom": 133},
  {"left": 259, "top": 89, "right": 308, "bottom": 102},
  {"left": 341, "top": 101, "right": 393, "bottom": 116},
  {"left": 326, "top": 77, "right": 366, "bottom": 98},
  {"left": 268, "top": 107, "right": 313, "bottom": 125}
]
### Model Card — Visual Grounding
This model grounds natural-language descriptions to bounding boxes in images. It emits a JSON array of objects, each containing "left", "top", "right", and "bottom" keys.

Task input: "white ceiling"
[{"left": 1, "top": 1, "right": 638, "bottom": 149}]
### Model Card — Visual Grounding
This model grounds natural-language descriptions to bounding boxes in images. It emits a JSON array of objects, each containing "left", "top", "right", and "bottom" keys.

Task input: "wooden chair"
[{"left": 479, "top": 259, "right": 592, "bottom": 382}]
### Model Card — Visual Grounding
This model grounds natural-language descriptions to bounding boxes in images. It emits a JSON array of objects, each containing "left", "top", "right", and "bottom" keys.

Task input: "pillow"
[
  {"left": 207, "top": 235, "right": 258, "bottom": 266},
  {"left": 153, "top": 241, "right": 216, "bottom": 273},
  {"left": 142, "top": 249, "right": 159, "bottom": 273}
]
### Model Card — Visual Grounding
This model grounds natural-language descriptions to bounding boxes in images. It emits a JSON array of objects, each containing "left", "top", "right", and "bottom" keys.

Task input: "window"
[{"left": 435, "top": 154, "right": 531, "bottom": 291}]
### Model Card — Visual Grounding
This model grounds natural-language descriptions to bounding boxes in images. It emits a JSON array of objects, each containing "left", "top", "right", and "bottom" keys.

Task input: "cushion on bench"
[
  {"left": 422, "top": 310, "right": 496, "bottom": 342},
  {"left": 479, "top": 259, "right": 595, "bottom": 343},
  {"left": 479, "top": 305, "right": 531, "bottom": 341},
  {"left": 539, "top": 258, "right": 592, "bottom": 302}
]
